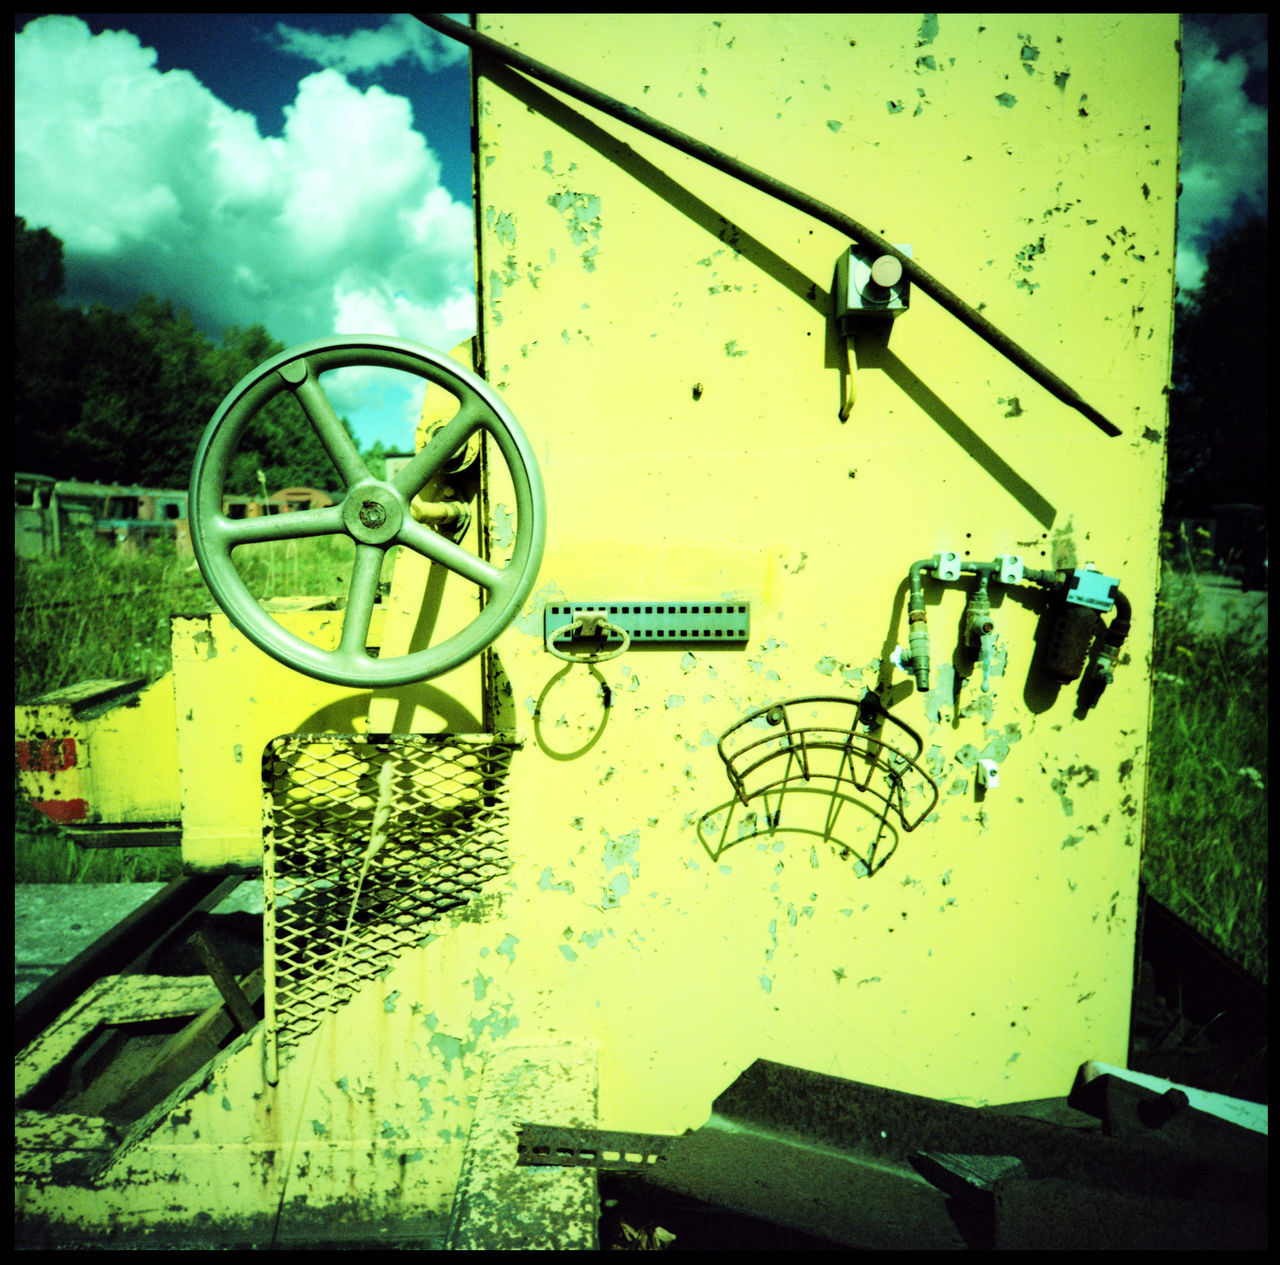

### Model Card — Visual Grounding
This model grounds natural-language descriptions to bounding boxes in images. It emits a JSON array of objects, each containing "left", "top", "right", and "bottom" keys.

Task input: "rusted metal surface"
[
  {"left": 519, "top": 1058, "right": 1266, "bottom": 1249},
  {"left": 14, "top": 874, "right": 238, "bottom": 1053},
  {"left": 448, "top": 1044, "right": 599, "bottom": 1249}
]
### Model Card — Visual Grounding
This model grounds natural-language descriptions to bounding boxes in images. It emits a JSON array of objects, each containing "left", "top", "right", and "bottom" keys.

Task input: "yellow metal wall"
[
  {"left": 13, "top": 15, "right": 1182, "bottom": 1238},
  {"left": 452, "top": 13, "right": 1178, "bottom": 1124}
]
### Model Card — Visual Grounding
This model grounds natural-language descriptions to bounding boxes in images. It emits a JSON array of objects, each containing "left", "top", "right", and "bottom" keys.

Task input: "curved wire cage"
[{"left": 715, "top": 692, "right": 940, "bottom": 839}]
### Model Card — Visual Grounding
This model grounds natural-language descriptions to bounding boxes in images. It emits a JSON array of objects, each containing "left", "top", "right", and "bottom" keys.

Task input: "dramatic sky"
[{"left": 14, "top": 13, "right": 1268, "bottom": 450}]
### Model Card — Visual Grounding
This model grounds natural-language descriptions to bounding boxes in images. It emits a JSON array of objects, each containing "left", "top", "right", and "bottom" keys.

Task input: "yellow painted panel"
[
  {"left": 465, "top": 12, "right": 1176, "bottom": 1121},
  {"left": 15, "top": 679, "right": 180, "bottom": 827},
  {"left": 14, "top": 15, "right": 1181, "bottom": 1236},
  {"left": 172, "top": 608, "right": 484, "bottom": 870}
]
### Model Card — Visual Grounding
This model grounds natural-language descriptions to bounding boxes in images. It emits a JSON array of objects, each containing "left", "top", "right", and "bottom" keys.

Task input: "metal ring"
[{"left": 546, "top": 616, "right": 631, "bottom": 664}]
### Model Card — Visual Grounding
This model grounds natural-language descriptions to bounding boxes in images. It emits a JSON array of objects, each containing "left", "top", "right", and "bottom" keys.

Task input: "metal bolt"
[{"left": 359, "top": 500, "right": 387, "bottom": 528}]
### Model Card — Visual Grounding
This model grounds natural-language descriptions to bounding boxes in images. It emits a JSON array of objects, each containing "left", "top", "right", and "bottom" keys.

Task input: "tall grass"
[{"left": 1144, "top": 527, "right": 1268, "bottom": 983}]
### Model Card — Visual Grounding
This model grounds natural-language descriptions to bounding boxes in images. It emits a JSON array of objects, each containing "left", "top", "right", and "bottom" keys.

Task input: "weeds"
[{"left": 1144, "top": 526, "right": 1268, "bottom": 982}]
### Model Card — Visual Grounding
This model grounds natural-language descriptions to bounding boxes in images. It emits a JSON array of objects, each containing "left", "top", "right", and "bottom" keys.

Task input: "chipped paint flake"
[{"left": 538, "top": 866, "right": 574, "bottom": 893}]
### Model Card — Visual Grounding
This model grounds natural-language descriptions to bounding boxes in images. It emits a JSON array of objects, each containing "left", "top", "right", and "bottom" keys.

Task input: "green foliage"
[
  {"left": 14, "top": 215, "right": 64, "bottom": 306},
  {"left": 13, "top": 217, "right": 367, "bottom": 493},
  {"left": 1145, "top": 527, "right": 1268, "bottom": 982},
  {"left": 1168, "top": 214, "right": 1268, "bottom": 515},
  {"left": 361, "top": 439, "right": 391, "bottom": 481}
]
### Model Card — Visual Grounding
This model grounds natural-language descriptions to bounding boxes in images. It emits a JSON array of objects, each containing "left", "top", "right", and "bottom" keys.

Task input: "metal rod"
[{"left": 416, "top": 13, "right": 1122, "bottom": 438}]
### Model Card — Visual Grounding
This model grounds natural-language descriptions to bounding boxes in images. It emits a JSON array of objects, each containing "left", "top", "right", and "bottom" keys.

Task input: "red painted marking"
[
  {"left": 14, "top": 737, "right": 77, "bottom": 773},
  {"left": 33, "top": 798, "right": 89, "bottom": 824}
]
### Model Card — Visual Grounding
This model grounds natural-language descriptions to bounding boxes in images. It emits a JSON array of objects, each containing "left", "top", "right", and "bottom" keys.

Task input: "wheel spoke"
[
  {"left": 398, "top": 516, "right": 505, "bottom": 592},
  {"left": 288, "top": 363, "right": 370, "bottom": 488},
  {"left": 391, "top": 399, "right": 486, "bottom": 498},
  {"left": 339, "top": 544, "right": 385, "bottom": 657},
  {"left": 216, "top": 504, "right": 345, "bottom": 547}
]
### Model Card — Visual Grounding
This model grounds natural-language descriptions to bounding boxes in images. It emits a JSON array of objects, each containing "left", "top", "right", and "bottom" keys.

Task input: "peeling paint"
[
  {"left": 603, "top": 871, "right": 630, "bottom": 906},
  {"left": 429, "top": 1031, "right": 463, "bottom": 1072},
  {"left": 923, "top": 662, "right": 956, "bottom": 723},
  {"left": 491, "top": 503, "right": 516, "bottom": 550},
  {"left": 995, "top": 92, "right": 1017, "bottom": 108},
  {"left": 602, "top": 828, "right": 640, "bottom": 878},
  {"left": 539, "top": 866, "right": 574, "bottom": 894}
]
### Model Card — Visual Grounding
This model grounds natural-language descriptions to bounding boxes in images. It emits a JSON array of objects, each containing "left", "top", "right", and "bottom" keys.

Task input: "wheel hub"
[{"left": 341, "top": 482, "right": 403, "bottom": 545}]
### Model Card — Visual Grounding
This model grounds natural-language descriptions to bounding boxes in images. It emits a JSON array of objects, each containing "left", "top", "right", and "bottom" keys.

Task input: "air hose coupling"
[
  {"left": 905, "top": 558, "right": 935, "bottom": 693},
  {"left": 907, "top": 607, "right": 931, "bottom": 693},
  {"left": 1086, "top": 587, "right": 1131, "bottom": 695}
]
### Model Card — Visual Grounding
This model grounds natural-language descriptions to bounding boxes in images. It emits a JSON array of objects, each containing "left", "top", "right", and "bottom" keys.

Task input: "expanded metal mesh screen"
[{"left": 262, "top": 733, "right": 517, "bottom": 1073}]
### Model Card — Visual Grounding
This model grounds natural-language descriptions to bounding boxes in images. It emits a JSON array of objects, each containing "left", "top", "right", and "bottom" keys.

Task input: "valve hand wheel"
[{"left": 189, "top": 335, "right": 545, "bottom": 687}]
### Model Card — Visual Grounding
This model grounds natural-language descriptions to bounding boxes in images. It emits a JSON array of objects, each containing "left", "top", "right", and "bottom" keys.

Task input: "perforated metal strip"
[
  {"left": 544, "top": 600, "right": 750, "bottom": 646},
  {"left": 517, "top": 1122, "right": 681, "bottom": 1169}
]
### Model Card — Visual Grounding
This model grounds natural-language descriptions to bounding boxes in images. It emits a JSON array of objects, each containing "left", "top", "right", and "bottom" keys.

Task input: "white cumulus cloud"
[
  {"left": 14, "top": 14, "right": 476, "bottom": 371},
  {"left": 271, "top": 12, "right": 468, "bottom": 76},
  {"left": 1176, "top": 20, "right": 1268, "bottom": 295}
]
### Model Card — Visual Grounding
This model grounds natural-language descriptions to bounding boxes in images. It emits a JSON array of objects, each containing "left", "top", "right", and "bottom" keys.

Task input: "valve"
[
  {"left": 963, "top": 574, "right": 996, "bottom": 692},
  {"left": 899, "top": 553, "right": 1128, "bottom": 708},
  {"left": 189, "top": 335, "right": 546, "bottom": 688},
  {"left": 1044, "top": 565, "right": 1119, "bottom": 683}
]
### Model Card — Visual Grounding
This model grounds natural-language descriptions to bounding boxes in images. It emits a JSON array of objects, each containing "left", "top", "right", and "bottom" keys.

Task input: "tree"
[
  {"left": 15, "top": 217, "right": 89, "bottom": 475},
  {"left": 1167, "top": 215, "right": 1268, "bottom": 516},
  {"left": 14, "top": 216, "right": 64, "bottom": 307},
  {"left": 13, "top": 219, "right": 360, "bottom": 492}
]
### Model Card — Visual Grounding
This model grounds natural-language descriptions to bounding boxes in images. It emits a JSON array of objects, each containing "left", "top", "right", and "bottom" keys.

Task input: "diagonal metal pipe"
[{"left": 417, "top": 12, "right": 1123, "bottom": 438}]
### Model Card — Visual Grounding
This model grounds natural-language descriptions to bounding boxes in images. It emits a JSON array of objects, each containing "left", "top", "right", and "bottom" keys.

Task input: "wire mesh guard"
[
  {"left": 701, "top": 693, "right": 939, "bottom": 875},
  {"left": 262, "top": 733, "right": 518, "bottom": 1071}
]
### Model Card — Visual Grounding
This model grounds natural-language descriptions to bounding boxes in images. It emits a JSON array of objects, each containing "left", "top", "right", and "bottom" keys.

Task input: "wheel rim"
[{"left": 189, "top": 335, "right": 545, "bottom": 687}]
